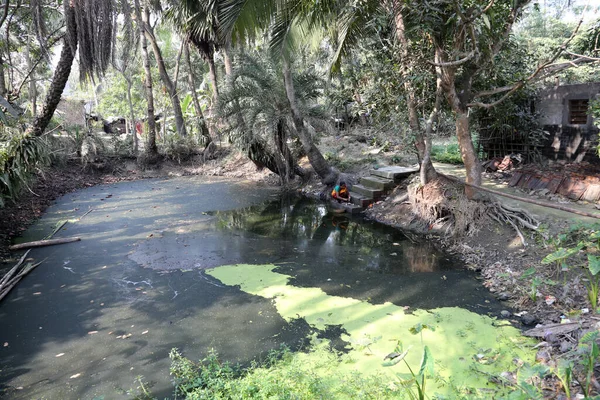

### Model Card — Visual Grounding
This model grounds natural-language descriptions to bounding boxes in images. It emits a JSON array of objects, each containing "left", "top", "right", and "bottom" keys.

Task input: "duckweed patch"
[{"left": 206, "top": 264, "right": 536, "bottom": 398}]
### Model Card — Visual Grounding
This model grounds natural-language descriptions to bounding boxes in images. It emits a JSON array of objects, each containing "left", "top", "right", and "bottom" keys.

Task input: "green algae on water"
[{"left": 207, "top": 263, "right": 536, "bottom": 397}]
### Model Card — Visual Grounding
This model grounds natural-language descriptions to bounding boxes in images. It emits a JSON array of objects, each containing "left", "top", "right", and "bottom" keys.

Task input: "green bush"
[
  {"left": 169, "top": 346, "right": 398, "bottom": 399},
  {"left": 0, "top": 133, "right": 50, "bottom": 207},
  {"left": 430, "top": 143, "right": 463, "bottom": 164}
]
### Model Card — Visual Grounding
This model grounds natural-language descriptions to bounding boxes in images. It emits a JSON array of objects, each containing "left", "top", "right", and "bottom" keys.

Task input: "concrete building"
[{"left": 537, "top": 82, "right": 600, "bottom": 163}]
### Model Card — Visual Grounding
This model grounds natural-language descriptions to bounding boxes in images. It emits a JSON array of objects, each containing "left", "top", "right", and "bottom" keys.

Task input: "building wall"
[{"left": 536, "top": 83, "right": 600, "bottom": 163}]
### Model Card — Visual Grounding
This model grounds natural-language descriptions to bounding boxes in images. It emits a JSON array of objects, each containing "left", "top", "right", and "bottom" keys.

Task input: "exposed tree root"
[{"left": 408, "top": 177, "right": 539, "bottom": 244}]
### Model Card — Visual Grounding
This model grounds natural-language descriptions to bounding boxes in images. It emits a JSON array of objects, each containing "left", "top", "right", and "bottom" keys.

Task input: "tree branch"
[
  {"left": 0, "top": 0, "right": 9, "bottom": 31},
  {"left": 469, "top": 57, "right": 597, "bottom": 109},
  {"left": 14, "top": 27, "right": 65, "bottom": 97},
  {"left": 428, "top": 50, "right": 475, "bottom": 67}
]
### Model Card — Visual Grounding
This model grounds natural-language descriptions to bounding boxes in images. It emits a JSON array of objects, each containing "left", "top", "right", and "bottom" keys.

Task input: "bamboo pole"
[{"left": 9, "top": 237, "right": 81, "bottom": 251}]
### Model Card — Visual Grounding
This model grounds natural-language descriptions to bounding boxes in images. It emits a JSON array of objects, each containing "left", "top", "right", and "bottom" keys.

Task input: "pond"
[{"left": 0, "top": 177, "right": 532, "bottom": 399}]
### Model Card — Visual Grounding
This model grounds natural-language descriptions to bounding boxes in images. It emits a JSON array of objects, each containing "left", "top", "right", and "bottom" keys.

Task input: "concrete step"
[
  {"left": 371, "top": 166, "right": 419, "bottom": 180},
  {"left": 360, "top": 176, "right": 395, "bottom": 191},
  {"left": 351, "top": 184, "right": 383, "bottom": 199},
  {"left": 330, "top": 201, "right": 364, "bottom": 214},
  {"left": 349, "top": 192, "right": 372, "bottom": 208}
]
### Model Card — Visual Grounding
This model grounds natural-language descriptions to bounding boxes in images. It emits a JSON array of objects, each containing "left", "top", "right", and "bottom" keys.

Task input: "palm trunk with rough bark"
[
  {"left": 136, "top": 2, "right": 157, "bottom": 156},
  {"left": 223, "top": 39, "right": 233, "bottom": 76},
  {"left": 26, "top": 3, "right": 77, "bottom": 137},
  {"left": 184, "top": 42, "right": 210, "bottom": 144},
  {"left": 282, "top": 57, "right": 336, "bottom": 184},
  {"left": 142, "top": 25, "right": 187, "bottom": 137},
  {"left": 206, "top": 55, "right": 219, "bottom": 111},
  {"left": 393, "top": 4, "right": 436, "bottom": 184}
]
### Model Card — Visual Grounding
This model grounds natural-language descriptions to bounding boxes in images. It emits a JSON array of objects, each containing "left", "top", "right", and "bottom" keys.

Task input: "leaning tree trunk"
[
  {"left": 393, "top": 5, "right": 436, "bottom": 184},
  {"left": 136, "top": 2, "right": 157, "bottom": 156},
  {"left": 282, "top": 56, "right": 336, "bottom": 184},
  {"left": 184, "top": 42, "right": 211, "bottom": 145},
  {"left": 26, "top": 4, "right": 77, "bottom": 137},
  {"left": 143, "top": 24, "right": 187, "bottom": 137}
]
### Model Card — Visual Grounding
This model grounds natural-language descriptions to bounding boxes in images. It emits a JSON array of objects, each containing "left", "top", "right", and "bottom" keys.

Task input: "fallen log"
[{"left": 9, "top": 237, "right": 81, "bottom": 251}]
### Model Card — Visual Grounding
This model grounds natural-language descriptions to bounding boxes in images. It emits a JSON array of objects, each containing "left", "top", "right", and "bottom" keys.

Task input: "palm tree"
[
  {"left": 27, "top": 0, "right": 116, "bottom": 137},
  {"left": 219, "top": 51, "right": 322, "bottom": 183},
  {"left": 166, "top": 1, "right": 222, "bottom": 109},
  {"left": 134, "top": 0, "right": 158, "bottom": 158},
  {"left": 219, "top": 0, "right": 339, "bottom": 184},
  {"left": 138, "top": 9, "right": 188, "bottom": 137}
]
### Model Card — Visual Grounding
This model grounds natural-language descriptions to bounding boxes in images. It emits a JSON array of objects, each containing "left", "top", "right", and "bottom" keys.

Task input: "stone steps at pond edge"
[
  {"left": 350, "top": 184, "right": 383, "bottom": 199},
  {"left": 331, "top": 165, "right": 420, "bottom": 214},
  {"left": 360, "top": 175, "right": 396, "bottom": 191},
  {"left": 371, "top": 166, "right": 420, "bottom": 181},
  {"left": 349, "top": 192, "right": 372, "bottom": 208}
]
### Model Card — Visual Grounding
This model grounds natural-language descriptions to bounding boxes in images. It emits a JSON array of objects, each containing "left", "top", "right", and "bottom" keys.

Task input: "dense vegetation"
[
  {"left": 1, "top": 1, "right": 600, "bottom": 397},
  {"left": 0, "top": 0, "right": 598, "bottom": 205}
]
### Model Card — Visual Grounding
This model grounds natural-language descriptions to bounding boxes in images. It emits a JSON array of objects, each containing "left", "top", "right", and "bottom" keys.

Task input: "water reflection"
[{"left": 209, "top": 196, "right": 454, "bottom": 275}]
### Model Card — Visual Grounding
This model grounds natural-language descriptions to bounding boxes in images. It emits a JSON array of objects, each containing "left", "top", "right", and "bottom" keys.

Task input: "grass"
[
  {"left": 430, "top": 142, "right": 463, "bottom": 164},
  {"left": 169, "top": 345, "right": 400, "bottom": 400}
]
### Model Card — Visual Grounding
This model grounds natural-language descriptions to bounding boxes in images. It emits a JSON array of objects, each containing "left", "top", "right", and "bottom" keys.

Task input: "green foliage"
[
  {"left": 390, "top": 343, "right": 434, "bottom": 400},
  {"left": 431, "top": 142, "right": 463, "bottom": 164},
  {"left": 0, "top": 133, "right": 51, "bottom": 207},
  {"left": 96, "top": 71, "right": 146, "bottom": 120},
  {"left": 169, "top": 346, "right": 399, "bottom": 399},
  {"left": 591, "top": 100, "right": 600, "bottom": 157},
  {"left": 542, "top": 225, "right": 600, "bottom": 310},
  {"left": 160, "top": 135, "right": 200, "bottom": 164},
  {"left": 577, "top": 331, "right": 600, "bottom": 397}
]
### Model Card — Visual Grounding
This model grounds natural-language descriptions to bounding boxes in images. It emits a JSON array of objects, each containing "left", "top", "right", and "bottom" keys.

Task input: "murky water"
[{"left": 0, "top": 177, "right": 505, "bottom": 399}]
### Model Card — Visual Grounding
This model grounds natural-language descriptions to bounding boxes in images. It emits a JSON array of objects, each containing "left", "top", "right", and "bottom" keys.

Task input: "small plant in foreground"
[
  {"left": 576, "top": 331, "right": 600, "bottom": 397},
  {"left": 586, "top": 255, "right": 600, "bottom": 312},
  {"left": 387, "top": 342, "right": 434, "bottom": 400}
]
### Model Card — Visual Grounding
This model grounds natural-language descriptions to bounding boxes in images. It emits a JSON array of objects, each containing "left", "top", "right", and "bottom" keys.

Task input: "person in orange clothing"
[{"left": 331, "top": 181, "right": 351, "bottom": 203}]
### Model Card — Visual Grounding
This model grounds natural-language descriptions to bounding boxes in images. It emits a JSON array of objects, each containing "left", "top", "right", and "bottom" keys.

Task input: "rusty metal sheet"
[
  {"left": 509, "top": 172, "right": 522, "bottom": 187},
  {"left": 519, "top": 174, "right": 533, "bottom": 190},
  {"left": 534, "top": 177, "right": 551, "bottom": 190},
  {"left": 566, "top": 179, "right": 587, "bottom": 200},
  {"left": 547, "top": 177, "right": 564, "bottom": 194},
  {"left": 558, "top": 178, "right": 575, "bottom": 197},
  {"left": 582, "top": 184, "right": 600, "bottom": 202}
]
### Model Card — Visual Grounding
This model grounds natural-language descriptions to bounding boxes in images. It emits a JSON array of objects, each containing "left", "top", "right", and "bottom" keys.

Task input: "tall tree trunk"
[
  {"left": 0, "top": 56, "right": 6, "bottom": 98},
  {"left": 435, "top": 47, "right": 480, "bottom": 198},
  {"left": 206, "top": 55, "right": 219, "bottom": 111},
  {"left": 223, "top": 37, "right": 233, "bottom": 76},
  {"left": 26, "top": 6, "right": 76, "bottom": 138},
  {"left": 282, "top": 56, "right": 336, "bottom": 184},
  {"left": 124, "top": 75, "right": 138, "bottom": 153},
  {"left": 393, "top": 4, "right": 436, "bottom": 184},
  {"left": 142, "top": 23, "right": 187, "bottom": 137},
  {"left": 421, "top": 77, "right": 442, "bottom": 184},
  {"left": 184, "top": 42, "right": 211, "bottom": 145},
  {"left": 24, "top": 36, "right": 37, "bottom": 116},
  {"left": 136, "top": 1, "right": 157, "bottom": 156}
]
